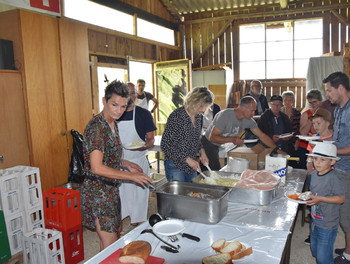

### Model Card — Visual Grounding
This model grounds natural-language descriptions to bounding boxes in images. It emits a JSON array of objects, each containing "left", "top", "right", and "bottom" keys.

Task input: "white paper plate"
[
  {"left": 296, "top": 135, "right": 320, "bottom": 141},
  {"left": 278, "top": 132, "right": 294, "bottom": 139},
  {"left": 233, "top": 242, "right": 253, "bottom": 262},
  {"left": 153, "top": 219, "right": 185, "bottom": 236},
  {"left": 123, "top": 142, "right": 145, "bottom": 150},
  {"left": 244, "top": 139, "right": 258, "bottom": 143},
  {"left": 284, "top": 191, "right": 307, "bottom": 204}
]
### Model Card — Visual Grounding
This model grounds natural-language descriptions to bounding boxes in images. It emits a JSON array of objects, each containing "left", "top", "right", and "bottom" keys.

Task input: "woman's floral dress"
[{"left": 80, "top": 114, "right": 123, "bottom": 233}]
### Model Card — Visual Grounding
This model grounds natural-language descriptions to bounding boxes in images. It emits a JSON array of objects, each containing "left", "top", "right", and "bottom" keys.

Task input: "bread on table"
[
  {"left": 202, "top": 253, "right": 232, "bottom": 264},
  {"left": 220, "top": 241, "right": 242, "bottom": 257},
  {"left": 211, "top": 238, "right": 226, "bottom": 252},
  {"left": 210, "top": 239, "right": 253, "bottom": 260},
  {"left": 232, "top": 244, "right": 253, "bottom": 260},
  {"left": 119, "top": 240, "right": 152, "bottom": 264}
]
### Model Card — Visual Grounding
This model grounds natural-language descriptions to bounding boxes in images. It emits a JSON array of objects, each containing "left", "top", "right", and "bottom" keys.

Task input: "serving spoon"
[
  {"left": 197, "top": 169, "right": 216, "bottom": 185},
  {"left": 141, "top": 229, "right": 179, "bottom": 250}
]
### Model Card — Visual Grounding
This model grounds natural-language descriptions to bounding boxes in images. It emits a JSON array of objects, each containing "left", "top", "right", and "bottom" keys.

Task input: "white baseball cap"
[{"left": 307, "top": 142, "right": 340, "bottom": 161}]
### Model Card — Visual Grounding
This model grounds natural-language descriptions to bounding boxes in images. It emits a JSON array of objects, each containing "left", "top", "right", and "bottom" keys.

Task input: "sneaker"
[
  {"left": 335, "top": 254, "right": 350, "bottom": 264},
  {"left": 336, "top": 248, "right": 346, "bottom": 255},
  {"left": 304, "top": 236, "right": 310, "bottom": 245}
]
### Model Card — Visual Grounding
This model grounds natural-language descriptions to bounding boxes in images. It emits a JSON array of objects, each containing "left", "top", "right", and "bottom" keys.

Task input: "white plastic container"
[
  {"left": 0, "top": 170, "right": 23, "bottom": 216},
  {"left": 22, "top": 228, "right": 65, "bottom": 264},
  {"left": 265, "top": 154, "right": 289, "bottom": 184},
  {"left": 4, "top": 211, "right": 25, "bottom": 255}
]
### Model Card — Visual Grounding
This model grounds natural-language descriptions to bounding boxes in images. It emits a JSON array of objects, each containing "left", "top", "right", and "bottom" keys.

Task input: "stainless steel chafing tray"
[
  {"left": 155, "top": 181, "right": 231, "bottom": 224},
  {"left": 193, "top": 173, "right": 278, "bottom": 206}
]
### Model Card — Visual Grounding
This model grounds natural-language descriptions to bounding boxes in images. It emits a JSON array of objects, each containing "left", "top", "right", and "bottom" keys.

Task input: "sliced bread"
[
  {"left": 220, "top": 240, "right": 242, "bottom": 257},
  {"left": 202, "top": 253, "right": 232, "bottom": 264},
  {"left": 232, "top": 244, "right": 253, "bottom": 260},
  {"left": 211, "top": 239, "right": 226, "bottom": 252}
]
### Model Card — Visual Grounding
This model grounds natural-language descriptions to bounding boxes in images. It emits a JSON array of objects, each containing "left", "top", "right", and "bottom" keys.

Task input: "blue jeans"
[
  {"left": 310, "top": 222, "right": 338, "bottom": 264},
  {"left": 164, "top": 160, "right": 197, "bottom": 182}
]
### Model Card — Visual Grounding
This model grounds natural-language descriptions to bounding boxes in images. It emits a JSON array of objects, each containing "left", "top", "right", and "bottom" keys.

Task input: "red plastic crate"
[
  {"left": 46, "top": 224, "right": 84, "bottom": 264},
  {"left": 43, "top": 187, "right": 81, "bottom": 231}
]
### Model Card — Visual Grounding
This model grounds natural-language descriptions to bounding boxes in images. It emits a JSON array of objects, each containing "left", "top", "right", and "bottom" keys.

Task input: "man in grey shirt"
[
  {"left": 201, "top": 96, "right": 283, "bottom": 170},
  {"left": 323, "top": 72, "right": 350, "bottom": 264}
]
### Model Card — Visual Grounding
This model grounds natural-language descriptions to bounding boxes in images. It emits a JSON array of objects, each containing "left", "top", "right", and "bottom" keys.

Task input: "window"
[
  {"left": 239, "top": 19, "right": 323, "bottom": 79},
  {"left": 137, "top": 18, "right": 175, "bottom": 46},
  {"left": 129, "top": 61, "right": 153, "bottom": 94},
  {"left": 63, "top": 0, "right": 175, "bottom": 46}
]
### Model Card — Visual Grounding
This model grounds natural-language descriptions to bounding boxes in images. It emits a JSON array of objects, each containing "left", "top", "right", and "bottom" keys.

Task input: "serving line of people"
[{"left": 80, "top": 72, "right": 350, "bottom": 264}]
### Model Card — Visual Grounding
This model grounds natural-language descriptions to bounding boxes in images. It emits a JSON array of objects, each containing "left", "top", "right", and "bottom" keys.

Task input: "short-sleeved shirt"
[
  {"left": 333, "top": 99, "right": 350, "bottom": 172},
  {"left": 161, "top": 107, "right": 202, "bottom": 174},
  {"left": 204, "top": 109, "right": 258, "bottom": 146},
  {"left": 118, "top": 106, "right": 156, "bottom": 139},
  {"left": 137, "top": 91, "right": 154, "bottom": 104},
  {"left": 310, "top": 169, "right": 345, "bottom": 230}
]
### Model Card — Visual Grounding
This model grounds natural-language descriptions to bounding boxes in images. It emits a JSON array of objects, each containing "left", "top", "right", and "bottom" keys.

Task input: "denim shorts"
[{"left": 164, "top": 160, "right": 197, "bottom": 182}]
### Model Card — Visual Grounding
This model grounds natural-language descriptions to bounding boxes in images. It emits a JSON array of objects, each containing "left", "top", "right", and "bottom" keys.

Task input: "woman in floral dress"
[{"left": 80, "top": 80, "right": 152, "bottom": 250}]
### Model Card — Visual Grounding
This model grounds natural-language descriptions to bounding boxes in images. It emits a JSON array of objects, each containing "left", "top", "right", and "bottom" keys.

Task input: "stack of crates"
[
  {"left": 0, "top": 166, "right": 45, "bottom": 257},
  {"left": 0, "top": 211, "right": 11, "bottom": 263},
  {"left": 22, "top": 228, "right": 65, "bottom": 264},
  {"left": 43, "top": 187, "right": 84, "bottom": 264}
]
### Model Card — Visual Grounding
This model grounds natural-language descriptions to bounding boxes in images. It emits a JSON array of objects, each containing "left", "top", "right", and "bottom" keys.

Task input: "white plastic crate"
[
  {"left": 24, "top": 206, "right": 45, "bottom": 233},
  {"left": 22, "top": 228, "right": 65, "bottom": 264},
  {"left": 0, "top": 170, "right": 23, "bottom": 216},
  {"left": 7, "top": 166, "right": 43, "bottom": 211},
  {"left": 4, "top": 211, "right": 25, "bottom": 255}
]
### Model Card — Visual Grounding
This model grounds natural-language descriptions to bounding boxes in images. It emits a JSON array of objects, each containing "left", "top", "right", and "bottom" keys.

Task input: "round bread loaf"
[{"left": 119, "top": 240, "right": 152, "bottom": 264}]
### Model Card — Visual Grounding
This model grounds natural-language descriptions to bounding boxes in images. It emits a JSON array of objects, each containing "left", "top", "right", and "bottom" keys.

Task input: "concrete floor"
[{"left": 80, "top": 160, "right": 346, "bottom": 264}]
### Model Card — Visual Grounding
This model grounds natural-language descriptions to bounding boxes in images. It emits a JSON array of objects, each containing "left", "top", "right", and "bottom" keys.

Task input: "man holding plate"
[{"left": 258, "top": 95, "right": 294, "bottom": 155}]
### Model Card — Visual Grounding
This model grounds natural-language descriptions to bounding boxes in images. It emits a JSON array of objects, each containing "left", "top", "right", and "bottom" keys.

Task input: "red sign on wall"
[
  {"left": 30, "top": 0, "right": 60, "bottom": 13},
  {"left": 0, "top": 0, "right": 61, "bottom": 16}
]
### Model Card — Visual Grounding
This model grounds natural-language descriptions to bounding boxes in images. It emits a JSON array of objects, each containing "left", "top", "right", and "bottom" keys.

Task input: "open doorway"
[{"left": 96, "top": 67, "right": 127, "bottom": 111}]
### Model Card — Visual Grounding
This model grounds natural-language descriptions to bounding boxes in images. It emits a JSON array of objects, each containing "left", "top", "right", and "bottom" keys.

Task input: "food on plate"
[
  {"left": 287, "top": 191, "right": 312, "bottom": 201},
  {"left": 235, "top": 169, "right": 280, "bottom": 190},
  {"left": 208, "top": 239, "right": 253, "bottom": 261},
  {"left": 187, "top": 191, "right": 213, "bottom": 199},
  {"left": 287, "top": 193, "right": 299, "bottom": 200},
  {"left": 202, "top": 253, "right": 232, "bottom": 264},
  {"left": 119, "top": 240, "right": 151, "bottom": 264}
]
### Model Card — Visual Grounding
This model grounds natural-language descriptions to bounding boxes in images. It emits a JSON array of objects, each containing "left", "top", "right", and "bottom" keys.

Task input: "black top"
[{"left": 161, "top": 107, "right": 202, "bottom": 174}]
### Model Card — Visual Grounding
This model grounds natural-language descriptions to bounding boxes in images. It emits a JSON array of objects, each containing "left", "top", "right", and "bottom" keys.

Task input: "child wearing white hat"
[{"left": 306, "top": 142, "right": 345, "bottom": 264}]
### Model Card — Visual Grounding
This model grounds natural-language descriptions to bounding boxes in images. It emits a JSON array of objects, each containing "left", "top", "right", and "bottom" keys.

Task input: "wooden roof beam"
[
  {"left": 330, "top": 10, "right": 350, "bottom": 27},
  {"left": 192, "top": 18, "right": 234, "bottom": 66},
  {"left": 184, "top": 3, "right": 350, "bottom": 24}
]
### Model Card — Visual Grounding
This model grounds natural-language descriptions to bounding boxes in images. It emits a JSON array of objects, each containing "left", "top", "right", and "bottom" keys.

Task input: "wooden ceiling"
[{"left": 160, "top": 0, "right": 299, "bottom": 16}]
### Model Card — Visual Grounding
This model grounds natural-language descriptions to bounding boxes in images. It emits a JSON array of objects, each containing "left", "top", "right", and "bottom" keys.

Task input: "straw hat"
[{"left": 306, "top": 142, "right": 340, "bottom": 160}]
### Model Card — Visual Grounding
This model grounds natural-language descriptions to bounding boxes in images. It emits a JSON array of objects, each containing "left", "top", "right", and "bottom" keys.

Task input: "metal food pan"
[
  {"left": 155, "top": 181, "right": 231, "bottom": 224},
  {"left": 229, "top": 185, "right": 277, "bottom": 206}
]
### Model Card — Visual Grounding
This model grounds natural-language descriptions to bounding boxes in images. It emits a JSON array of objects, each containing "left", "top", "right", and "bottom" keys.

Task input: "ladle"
[{"left": 197, "top": 170, "right": 216, "bottom": 185}]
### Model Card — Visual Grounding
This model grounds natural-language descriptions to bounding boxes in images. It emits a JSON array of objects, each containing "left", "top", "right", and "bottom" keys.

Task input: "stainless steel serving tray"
[
  {"left": 193, "top": 173, "right": 278, "bottom": 206},
  {"left": 155, "top": 181, "right": 231, "bottom": 224}
]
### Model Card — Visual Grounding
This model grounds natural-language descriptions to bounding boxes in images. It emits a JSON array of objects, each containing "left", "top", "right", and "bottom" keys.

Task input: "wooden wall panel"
[
  {"left": 0, "top": 71, "right": 30, "bottom": 169},
  {"left": 59, "top": 18, "right": 93, "bottom": 145},
  {"left": 20, "top": 10, "right": 69, "bottom": 190},
  {"left": 121, "top": 0, "right": 176, "bottom": 22}
]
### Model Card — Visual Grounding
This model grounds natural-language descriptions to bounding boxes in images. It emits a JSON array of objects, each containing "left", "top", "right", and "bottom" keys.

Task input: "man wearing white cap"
[
  {"left": 306, "top": 142, "right": 345, "bottom": 264},
  {"left": 323, "top": 72, "right": 350, "bottom": 264}
]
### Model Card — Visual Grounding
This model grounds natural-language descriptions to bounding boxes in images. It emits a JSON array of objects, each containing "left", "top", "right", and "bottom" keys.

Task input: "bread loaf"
[
  {"left": 202, "top": 253, "right": 232, "bottom": 264},
  {"left": 119, "top": 240, "right": 151, "bottom": 264},
  {"left": 211, "top": 238, "right": 226, "bottom": 252}
]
